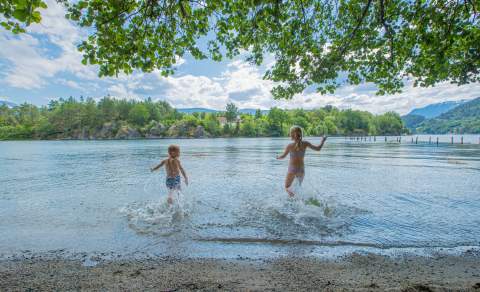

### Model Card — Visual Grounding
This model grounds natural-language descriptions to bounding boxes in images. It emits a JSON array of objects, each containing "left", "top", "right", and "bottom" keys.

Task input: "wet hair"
[
  {"left": 290, "top": 126, "right": 303, "bottom": 150},
  {"left": 168, "top": 144, "right": 180, "bottom": 157}
]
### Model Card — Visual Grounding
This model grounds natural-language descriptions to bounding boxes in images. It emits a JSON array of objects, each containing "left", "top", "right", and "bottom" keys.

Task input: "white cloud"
[
  {"left": 57, "top": 78, "right": 82, "bottom": 90},
  {"left": 158, "top": 74, "right": 227, "bottom": 109}
]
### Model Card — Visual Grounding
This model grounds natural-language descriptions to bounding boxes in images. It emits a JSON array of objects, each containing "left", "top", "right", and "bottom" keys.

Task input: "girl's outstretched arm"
[
  {"left": 306, "top": 136, "right": 328, "bottom": 151},
  {"left": 150, "top": 159, "right": 165, "bottom": 172},
  {"left": 276, "top": 145, "right": 290, "bottom": 159},
  {"left": 178, "top": 161, "right": 189, "bottom": 186}
]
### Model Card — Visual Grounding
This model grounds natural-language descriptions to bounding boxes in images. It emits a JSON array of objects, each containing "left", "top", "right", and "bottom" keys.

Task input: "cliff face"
[{"left": 57, "top": 122, "right": 209, "bottom": 140}]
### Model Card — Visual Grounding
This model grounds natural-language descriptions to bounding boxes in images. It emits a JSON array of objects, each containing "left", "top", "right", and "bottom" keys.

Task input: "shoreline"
[
  {"left": 1, "top": 133, "right": 479, "bottom": 143},
  {"left": 1, "top": 252, "right": 479, "bottom": 291}
]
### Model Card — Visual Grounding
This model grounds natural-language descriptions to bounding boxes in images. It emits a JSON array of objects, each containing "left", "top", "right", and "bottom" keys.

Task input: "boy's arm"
[
  {"left": 306, "top": 136, "right": 328, "bottom": 151},
  {"left": 178, "top": 161, "right": 188, "bottom": 185},
  {"left": 151, "top": 159, "right": 165, "bottom": 172},
  {"left": 276, "top": 145, "right": 290, "bottom": 159}
]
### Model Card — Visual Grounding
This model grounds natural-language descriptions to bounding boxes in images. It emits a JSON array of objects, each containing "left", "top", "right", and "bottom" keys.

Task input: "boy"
[{"left": 151, "top": 145, "right": 189, "bottom": 204}]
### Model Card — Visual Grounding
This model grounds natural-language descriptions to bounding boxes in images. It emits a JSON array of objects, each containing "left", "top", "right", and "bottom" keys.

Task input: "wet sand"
[{"left": 1, "top": 252, "right": 480, "bottom": 291}]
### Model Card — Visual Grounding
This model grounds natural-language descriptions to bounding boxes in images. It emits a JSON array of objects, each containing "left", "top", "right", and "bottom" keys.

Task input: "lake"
[{"left": 1, "top": 136, "right": 480, "bottom": 259}]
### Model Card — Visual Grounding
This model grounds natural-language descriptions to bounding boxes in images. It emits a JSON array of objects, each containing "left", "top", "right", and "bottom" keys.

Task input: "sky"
[{"left": 1, "top": 0, "right": 479, "bottom": 115}]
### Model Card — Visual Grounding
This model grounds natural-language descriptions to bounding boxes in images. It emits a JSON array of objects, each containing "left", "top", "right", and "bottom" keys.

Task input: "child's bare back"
[{"left": 150, "top": 145, "right": 189, "bottom": 204}]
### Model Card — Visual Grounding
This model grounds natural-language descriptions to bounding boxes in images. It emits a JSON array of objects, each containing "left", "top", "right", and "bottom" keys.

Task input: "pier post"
[
  {"left": 399, "top": 136, "right": 401, "bottom": 143},
  {"left": 429, "top": 136, "right": 431, "bottom": 144},
  {"left": 461, "top": 136, "right": 463, "bottom": 144},
  {"left": 436, "top": 137, "right": 439, "bottom": 146},
  {"left": 411, "top": 137, "right": 414, "bottom": 143},
  {"left": 374, "top": 136, "right": 376, "bottom": 142},
  {"left": 415, "top": 136, "right": 418, "bottom": 144},
  {"left": 385, "top": 136, "right": 387, "bottom": 142},
  {"left": 451, "top": 136, "right": 454, "bottom": 144}
]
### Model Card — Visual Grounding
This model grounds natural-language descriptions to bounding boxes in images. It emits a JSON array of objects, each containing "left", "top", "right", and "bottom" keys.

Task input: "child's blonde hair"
[
  {"left": 290, "top": 126, "right": 303, "bottom": 150},
  {"left": 168, "top": 144, "right": 180, "bottom": 157}
]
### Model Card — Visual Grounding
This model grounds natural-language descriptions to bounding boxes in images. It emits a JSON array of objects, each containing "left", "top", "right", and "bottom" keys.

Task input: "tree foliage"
[
  {"left": 3, "top": 0, "right": 478, "bottom": 98},
  {"left": 0, "top": 0, "right": 47, "bottom": 33},
  {"left": 61, "top": 0, "right": 480, "bottom": 98},
  {"left": 225, "top": 102, "right": 238, "bottom": 122},
  {"left": 0, "top": 97, "right": 408, "bottom": 140}
]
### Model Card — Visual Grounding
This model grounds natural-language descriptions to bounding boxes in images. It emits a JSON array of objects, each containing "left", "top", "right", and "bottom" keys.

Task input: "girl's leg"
[
  {"left": 296, "top": 173, "right": 305, "bottom": 186},
  {"left": 285, "top": 172, "right": 297, "bottom": 197}
]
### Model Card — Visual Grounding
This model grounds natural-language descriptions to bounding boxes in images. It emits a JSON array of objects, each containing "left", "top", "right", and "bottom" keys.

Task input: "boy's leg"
[{"left": 167, "top": 189, "right": 174, "bottom": 205}]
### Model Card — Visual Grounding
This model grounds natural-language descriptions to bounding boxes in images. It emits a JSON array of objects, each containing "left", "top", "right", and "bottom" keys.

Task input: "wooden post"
[
  {"left": 415, "top": 136, "right": 418, "bottom": 144},
  {"left": 385, "top": 136, "right": 387, "bottom": 142},
  {"left": 429, "top": 136, "right": 431, "bottom": 144},
  {"left": 461, "top": 136, "right": 463, "bottom": 144},
  {"left": 451, "top": 136, "right": 454, "bottom": 144},
  {"left": 374, "top": 136, "right": 376, "bottom": 142},
  {"left": 436, "top": 137, "right": 439, "bottom": 146},
  {"left": 399, "top": 136, "right": 401, "bottom": 143},
  {"left": 411, "top": 137, "right": 414, "bottom": 143}
]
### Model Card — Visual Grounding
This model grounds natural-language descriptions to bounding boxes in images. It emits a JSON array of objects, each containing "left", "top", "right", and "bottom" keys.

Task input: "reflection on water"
[{"left": 0, "top": 136, "right": 480, "bottom": 258}]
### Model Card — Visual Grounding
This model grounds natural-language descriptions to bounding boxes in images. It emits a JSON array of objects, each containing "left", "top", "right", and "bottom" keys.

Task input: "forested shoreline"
[{"left": 0, "top": 97, "right": 406, "bottom": 140}]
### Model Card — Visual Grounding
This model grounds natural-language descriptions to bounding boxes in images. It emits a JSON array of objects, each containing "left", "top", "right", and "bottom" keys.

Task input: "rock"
[
  {"left": 115, "top": 126, "right": 141, "bottom": 139},
  {"left": 193, "top": 125, "right": 206, "bottom": 138},
  {"left": 96, "top": 122, "right": 117, "bottom": 139},
  {"left": 167, "top": 124, "right": 187, "bottom": 137},
  {"left": 148, "top": 121, "right": 166, "bottom": 137}
]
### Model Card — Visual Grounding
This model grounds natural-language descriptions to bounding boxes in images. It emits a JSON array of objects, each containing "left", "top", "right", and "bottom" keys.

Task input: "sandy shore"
[{"left": 1, "top": 252, "right": 480, "bottom": 291}]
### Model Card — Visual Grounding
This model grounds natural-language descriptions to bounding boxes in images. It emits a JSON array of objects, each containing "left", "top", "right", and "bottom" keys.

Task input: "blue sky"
[{"left": 1, "top": 0, "right": 479, "bottom": 114}]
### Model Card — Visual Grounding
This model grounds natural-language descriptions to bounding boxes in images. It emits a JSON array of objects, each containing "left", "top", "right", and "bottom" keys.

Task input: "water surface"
[{"left": 1, "top": 136, "right": 479, "bottom": 259}]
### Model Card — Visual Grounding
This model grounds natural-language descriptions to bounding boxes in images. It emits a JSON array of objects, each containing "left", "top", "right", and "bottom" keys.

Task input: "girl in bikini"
[
  {"left": 151, "top": 145, "right": 189, "bottom": 205},
  {"left": 277, "top": 126, "right": 327, "bottom": 197}
]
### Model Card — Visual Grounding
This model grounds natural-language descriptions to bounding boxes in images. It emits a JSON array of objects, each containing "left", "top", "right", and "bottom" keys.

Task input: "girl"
[
  {"left": 151, "top": 145, "right": 189, "bottom": 205},
  {"left": 277, "top": 126, "right": 327, "bottom": 197}
]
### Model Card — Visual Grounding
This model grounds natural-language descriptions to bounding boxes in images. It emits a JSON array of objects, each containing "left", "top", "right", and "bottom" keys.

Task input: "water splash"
[{"left": 120, "top": 188, "right": 194, "bottom": 235}]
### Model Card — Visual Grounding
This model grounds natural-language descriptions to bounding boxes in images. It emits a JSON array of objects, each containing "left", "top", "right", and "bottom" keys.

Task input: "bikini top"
[{"left": 290, "top": 147, "right": 305, "bottom": 158}]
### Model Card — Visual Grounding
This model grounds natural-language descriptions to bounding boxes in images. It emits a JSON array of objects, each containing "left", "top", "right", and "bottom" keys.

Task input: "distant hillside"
[
  {"left": 416, "top": 97, "right": 480, "bottom": 134},
  {"left": 401, "top": 114, "right": 425, "bottom": 131},
  {"left": 177, "top": 108, "right": 218, "bottom": 114},
  {"left": 0, "top": 100, "right": 16, "bottom": 108},
  {"left": 407, "top": 100, "right": 466, "bottom": 118},
  {"left": 177, "top": 107, "right": 268, "bottom": 115}
]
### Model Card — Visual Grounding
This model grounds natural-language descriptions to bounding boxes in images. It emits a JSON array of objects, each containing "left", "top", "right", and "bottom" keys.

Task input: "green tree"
[
  {"left": 267, "top": 107, "right": 288, "bottom": 136},
  {"left": 240, "top": 117, "right": 256, "bottom": 137},
  {"left": 376, "top": 112, "right": 404, "bottom": 135},
  {"left": 0, "top": 0, "right": 47, "bottom": 33},
  {"left": 225, "top": 102, "right": 238, "bottom": 123},
  {"left": 53, "top": 1, "right": 475, "bottom": 97},
  {"left": 6, "top": 1, "right": 478, "bottom": 98},
  {"left": 128, "top": 103, "right": 150, "bottom": 126},
  {"left": 203, "top": 113, "right": 221, "bottom": 136},
  {"left": 254, "top": 109, "right": 262, "bottom": 120}
]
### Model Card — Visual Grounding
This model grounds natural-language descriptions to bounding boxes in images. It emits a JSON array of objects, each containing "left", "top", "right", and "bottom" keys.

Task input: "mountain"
[
  {"left": 0, "top": 100, "right": 16, "bottom": 108},
  {"left": 177, "top": 107, "right": 269, "bottom": 115},
  {"left": 238, "top": 108, "right": 269, "bottom": 115},
  {"left": 401, "top": 114, "right": 425, "bottom": 130},
  {"left": 177, "top": 108, "right": 218, "bottom": 114},
  {"left": 407, "top": 100, "right": 466, "bottom": 119},
  {"left": 415, "top": 97, "right": 480, "bottom": 134}
]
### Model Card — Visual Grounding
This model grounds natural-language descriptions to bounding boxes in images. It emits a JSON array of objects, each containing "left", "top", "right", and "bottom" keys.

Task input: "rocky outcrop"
[
  {"left": 72, "top": 127, "right": 91, "bottom": 140},
  {"left": 167, "top": 124, "right": 186, "bottom": 137},
  {"left": 146, "top": 121, "right": 167, "bottom": 138},
  {"left": 193, "top": 126, "right": 206, "bottom": 138},
  {"left": 96, "top": 122, "right": 117, "bottom": 139},
  {"left": 115, "top": 126, "right": 141, "bottom": 139}
]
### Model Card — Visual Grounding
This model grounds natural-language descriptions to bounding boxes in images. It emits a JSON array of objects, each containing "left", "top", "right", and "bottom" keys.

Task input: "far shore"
[
  {"left": 1, "top": 133, "right": 479, "bottom": 142},
  {"left": 1, "top": 252, "right": 479, "bottom": 291}
]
